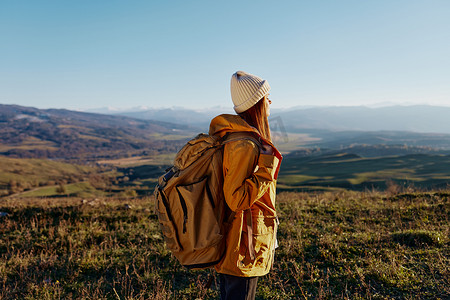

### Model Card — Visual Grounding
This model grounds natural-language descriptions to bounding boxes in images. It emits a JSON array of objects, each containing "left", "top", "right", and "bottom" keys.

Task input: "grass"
[
  {"left": 0, "top": 156, "right": 96, "bottom": 187},
  {"left": 0, "top": 136, "right": 59, "bottom": 152},
  {"left": 15, "top": 182, "right": 105, "bottom": 198},
  {"left": 278, "top": 154, "right": 450, "bottom": 191},
  {"left": 3, "top": 151, "right": 449, "bottom": 199},
  {"left": 97, "top": 153, "right": 177, "bottom": 168},
  {"left": 0, "top": 189, "right": 448, "bottom": 299},
  {"left": 0, "top": 156, "right": 122, "bottom": 198}
]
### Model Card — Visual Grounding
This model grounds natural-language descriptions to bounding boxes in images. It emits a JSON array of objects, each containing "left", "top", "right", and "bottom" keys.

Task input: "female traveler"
[{"left": 209, "top": 71, "right": 282, "bottom": 300}]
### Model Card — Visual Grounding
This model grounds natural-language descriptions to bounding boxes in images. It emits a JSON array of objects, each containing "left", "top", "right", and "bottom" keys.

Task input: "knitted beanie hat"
[{"left": 230, "top": 71, "right": 271, "bottom": 113}]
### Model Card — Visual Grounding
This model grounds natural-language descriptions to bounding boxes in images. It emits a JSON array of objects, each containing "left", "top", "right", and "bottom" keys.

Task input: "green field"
[
  {"left": 2, "top": 153, "right": 449, "bottom": 200},
  {"left": 2, "top": 150, "right": 450, "bottom": 200},
  {"left": 0, "top": 156, "right": 95, "bottom": 183},
  {"left": 278, "top": 153, "right": 450, "bottom": 191},
  {"left": 16, "top": 182, "right": 106, "bottom": 198},
  {"left": 0, "top": 190, "right": 448, "bottom": 299},
  {"left": 0, "top": 156, "right": 115, "bottom": 198}
]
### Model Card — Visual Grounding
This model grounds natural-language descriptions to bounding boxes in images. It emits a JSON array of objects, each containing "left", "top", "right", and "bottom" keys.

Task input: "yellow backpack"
[{"left": 154, "top": 132, "right": 260, "bottom": 269}]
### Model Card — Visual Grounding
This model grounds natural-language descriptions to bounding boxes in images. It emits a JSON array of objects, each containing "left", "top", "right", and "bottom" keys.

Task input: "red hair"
[{"left": 238, "top": 96, "right": 272, "bottom": 142}]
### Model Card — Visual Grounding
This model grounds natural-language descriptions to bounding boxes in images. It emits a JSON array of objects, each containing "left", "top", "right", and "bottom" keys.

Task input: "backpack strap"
[{"left": 221, "top": 131, "right": 262, "bottom": 150}]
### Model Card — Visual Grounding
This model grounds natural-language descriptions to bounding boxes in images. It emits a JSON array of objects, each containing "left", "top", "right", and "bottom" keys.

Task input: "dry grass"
[
  {"left": 0, "top": 190, "right": 448, "bottom": 299},
  {"left": 96, "top": 157, "right": 155, "bottom": 166}
]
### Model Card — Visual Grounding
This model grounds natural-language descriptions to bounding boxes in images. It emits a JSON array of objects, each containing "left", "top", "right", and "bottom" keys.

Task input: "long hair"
[{"left": 238, "top": 96, "right": 272, "bottom": 142}]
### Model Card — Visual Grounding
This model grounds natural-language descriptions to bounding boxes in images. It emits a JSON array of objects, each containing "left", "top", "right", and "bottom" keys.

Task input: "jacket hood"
[
  {"left": 209, "top": 114, "right": 283, "bottom": 161},
  {"left": 209, "top": 114, "right": 259, "bottom": 137}
]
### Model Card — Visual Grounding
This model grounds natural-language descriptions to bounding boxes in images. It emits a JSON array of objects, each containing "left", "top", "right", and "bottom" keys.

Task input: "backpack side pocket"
[
  {"left": 155, "top": 188, "right": 182, "bottom": 252},
  {"left": 176, "top": 176, "right": 223, "bottom": 250}
]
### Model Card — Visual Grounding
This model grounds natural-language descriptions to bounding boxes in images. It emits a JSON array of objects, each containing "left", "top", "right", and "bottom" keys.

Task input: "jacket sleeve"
[{"left": 223, "top": 139, "right": 279, "bottom": 212}]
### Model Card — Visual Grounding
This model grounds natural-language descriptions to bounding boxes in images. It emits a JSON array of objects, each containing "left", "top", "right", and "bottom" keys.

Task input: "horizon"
[
  {"left": 79, "top": 102, "right": 450, "bottom": 112},
  {"left": 1, "top": 1, "right": 449, "bottom": 110},
  {"left": 3, "top": 101, "right": 450, "bottom": 114}
]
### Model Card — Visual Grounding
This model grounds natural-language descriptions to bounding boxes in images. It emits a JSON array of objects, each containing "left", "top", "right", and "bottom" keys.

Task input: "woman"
[{"left": 209, "top": 71, "right": 282, "bottom": 300}]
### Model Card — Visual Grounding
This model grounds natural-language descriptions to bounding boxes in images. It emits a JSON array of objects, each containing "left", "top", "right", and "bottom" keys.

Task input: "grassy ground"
[
  {"left": 0, "top": 157, "right": 95, "bottom": 183},
  {"left": 14, "top": 182, "right": 106, "bottom": 198},
  {"left": 0, "top": 156, "right": 100, "bottom": 197},
  {"left": 0, "top": 190, "right": 448, "bottom": 299},
  {"left": 278, "top": 153, "right": 450, "bottom": 191}
]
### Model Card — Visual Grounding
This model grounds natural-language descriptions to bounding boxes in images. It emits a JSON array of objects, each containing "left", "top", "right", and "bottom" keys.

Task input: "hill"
[
  {"left": 0, "top": 156, "right": 102, "bottom": 197},
  {"left": 283, "top": 129, "right": 450, "bottom": 151},
  {"left": 271, "top": 129, "right": 450, "bottom": 156},
  {"left": 278, "top": 152, "right": 450, "bottom": 191},
  {"left": 288, "top": 144, "right": 448, "bottom": 158},
  {"left": 0, "top": 104, "right": 195, "bottom": 161}
]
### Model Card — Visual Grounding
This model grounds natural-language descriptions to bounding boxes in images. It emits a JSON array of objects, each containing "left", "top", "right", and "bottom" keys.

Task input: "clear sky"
[{"left": 1, "top": 0, "right": 449, "bottom": 110}]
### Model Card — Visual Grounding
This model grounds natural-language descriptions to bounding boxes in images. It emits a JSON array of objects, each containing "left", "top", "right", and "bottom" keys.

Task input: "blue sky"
[{"left": 1, "top": 0, "right": 449, "bottom": 110}]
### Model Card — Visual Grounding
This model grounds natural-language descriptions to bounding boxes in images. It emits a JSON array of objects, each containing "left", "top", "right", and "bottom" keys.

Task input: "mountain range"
[
  {"left": 1, "top": 104, "right": 450, "bottom": 162},
  {"left": 91, "top": 105, "right": 450, "bottom": 134},
  {"left": 272, "top": 105, "right": 450, "bottom": 134},
  {"left": 0, "top": 104, "right": 194, "bottom": 161}
]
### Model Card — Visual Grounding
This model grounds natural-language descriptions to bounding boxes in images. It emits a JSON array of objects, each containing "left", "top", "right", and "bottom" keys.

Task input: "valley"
[{"left": 1, "top": 104, "right": 450, "bottom": 198}]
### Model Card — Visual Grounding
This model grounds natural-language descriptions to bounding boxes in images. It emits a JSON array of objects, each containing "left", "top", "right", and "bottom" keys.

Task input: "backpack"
[{"left": 154, "top": 131, "right": 261, "bottom": 269}]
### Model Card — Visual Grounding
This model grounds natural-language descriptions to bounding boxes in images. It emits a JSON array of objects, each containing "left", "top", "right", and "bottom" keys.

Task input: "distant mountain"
[
  {"left": 83, "top": 106, "right": 153, "bottom": 114},
  {"left": 118, "top": 108, "right": 217, "bottom": 129},
  {"left": 273, "top": 105, "right": 450, "bottom": 134},
  {"left": 112, "top": 106, "right": 234, "bottom": 130},
  {"left": 0, "top": 104, "right": 195, "bottom": 161},
  {"left": 86, "top": 105, "right": 450, "bottom": 134}
]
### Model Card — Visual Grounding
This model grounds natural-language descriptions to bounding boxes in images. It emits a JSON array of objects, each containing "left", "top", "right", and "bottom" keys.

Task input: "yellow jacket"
[{"left": 209, "top": 114, "right": 282, "bottom": 277}]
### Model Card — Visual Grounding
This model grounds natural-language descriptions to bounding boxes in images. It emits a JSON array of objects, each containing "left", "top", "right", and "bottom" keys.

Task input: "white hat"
[{"left": 230, "top": 71, "right": 271, "bottom": 113}]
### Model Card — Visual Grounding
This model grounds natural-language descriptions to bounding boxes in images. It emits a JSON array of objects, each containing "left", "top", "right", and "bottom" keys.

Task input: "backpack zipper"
[{"left": 176, "top": 189, "right": 188, "bottom": 234}]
